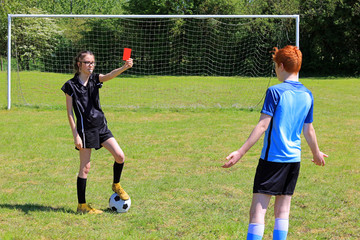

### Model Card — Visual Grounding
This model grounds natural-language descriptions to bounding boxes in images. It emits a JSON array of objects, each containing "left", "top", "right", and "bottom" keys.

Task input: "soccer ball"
[{"left": 109, "top": 193, "right": 131, "bottom": 213}]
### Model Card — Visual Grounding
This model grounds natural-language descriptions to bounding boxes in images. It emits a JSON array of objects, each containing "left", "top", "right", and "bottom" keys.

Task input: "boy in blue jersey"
[{"left": 222, "top": 45, "right": 328, "bottom": 239}]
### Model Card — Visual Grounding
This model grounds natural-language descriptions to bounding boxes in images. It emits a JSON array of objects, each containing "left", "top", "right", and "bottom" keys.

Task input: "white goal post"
[{"left": 7, "top": 14, "right": 300, "bottom": 110}]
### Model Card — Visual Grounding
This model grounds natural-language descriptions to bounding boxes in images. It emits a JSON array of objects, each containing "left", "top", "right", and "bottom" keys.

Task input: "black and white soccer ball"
[{"left": 109, "top": 193, "right": 131, "bottom": 213}]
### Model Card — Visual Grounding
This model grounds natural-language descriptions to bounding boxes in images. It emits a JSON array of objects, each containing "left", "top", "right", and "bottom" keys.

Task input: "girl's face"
[{"left": 78, "top": 54, "right": 95, "bottom": 74}]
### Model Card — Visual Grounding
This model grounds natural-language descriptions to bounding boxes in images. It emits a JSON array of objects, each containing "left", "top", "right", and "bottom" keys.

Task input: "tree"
[
  {"left": 2, "top": 0, "right": 359, "bottom": 76},
  {"left": 0, "top": 1, "right": 63, "bottom": 70},
  {"left": 33, "top": 0, "right": 126, "bottom": 14},
  {"left": 10, "top": 8, "right": 62, "bottom": 70},
  {"left": 0, "top": 0, "right": 18, "bottom": 70},
  {"left": 300, "top": 0, "right": 360, "bottom": 75},
  {"left": 239, "top": 0, "right": 360, "bottom": 76},
  {"left": 243, "top": 0, "right": 300, "bottom": 15},
  {"left": 122, "top": 0, "right": 238, "bottom": 15}
]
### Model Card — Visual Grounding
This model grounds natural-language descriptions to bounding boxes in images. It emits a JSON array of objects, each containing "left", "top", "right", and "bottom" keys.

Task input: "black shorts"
[
  {"left": 77, "top": 124, "right": 114, "bottom": 150},
  {"left": 253, "top": 159, "right": 300, "bottom": 196}
]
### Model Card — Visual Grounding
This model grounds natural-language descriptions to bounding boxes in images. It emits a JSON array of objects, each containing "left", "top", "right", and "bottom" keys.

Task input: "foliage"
[
  {"left": 29, "top": 0, "right": 126, "bottom": 14},
  {"left": 119, "top": 0, "right": 245, "bottom": 76},
  {"left": 0, "top": 0, "right": 19, "bottom": 69},
  {"left": 244, "top": 0, "right": 360, "bottom": 76},
  {"left": 244, "top": 0, "right": 300, "bottom": 15},
  {"left": 122, "top": 0, "right": 238, "bottom": 15},
  {"left": 300, "top": 0, "right": 360, "bottom": 76},
  {"left": 12, "top": 9, "right": 62, "bottom": 71},
  {"left": 0, "top": 0, "right": 126, "bottom": 70},
  {"left": 1, "top": 0, "right": 359, "bottom": 76}
]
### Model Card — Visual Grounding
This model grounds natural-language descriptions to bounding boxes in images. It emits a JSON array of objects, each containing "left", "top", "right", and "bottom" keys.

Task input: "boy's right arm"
[
  {"left": 303, "top": 123, "right": 327, "bottom": 166},
  {"left": 65, "top": 94, "right": 83, "bottom": 149},
  {"left": 222, "top": 113, "right": 272, "bottom": 168}
]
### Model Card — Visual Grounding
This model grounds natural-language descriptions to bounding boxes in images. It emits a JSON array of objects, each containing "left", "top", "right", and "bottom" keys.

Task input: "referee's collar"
[{"left": 74, "top": 73, "right": 94, "bottom": 86}]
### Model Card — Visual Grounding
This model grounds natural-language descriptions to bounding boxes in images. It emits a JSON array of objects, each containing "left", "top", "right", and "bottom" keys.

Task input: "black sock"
[
  {"left": 77, "top": 177, "right": 87, "bottom": 204},
  {"left": 113, "top": 162, "right": 124, "bottom": 184}
]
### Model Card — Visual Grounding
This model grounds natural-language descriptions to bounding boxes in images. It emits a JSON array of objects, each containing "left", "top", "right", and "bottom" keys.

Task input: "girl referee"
[{"left": 61, "top": 50, "right": 133, "bottom": 214}]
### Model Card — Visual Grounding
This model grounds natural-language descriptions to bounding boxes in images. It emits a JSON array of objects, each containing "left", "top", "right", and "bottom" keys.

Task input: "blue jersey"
[{"left": 260, "top": 80, "right": 313, "bottom": 163}]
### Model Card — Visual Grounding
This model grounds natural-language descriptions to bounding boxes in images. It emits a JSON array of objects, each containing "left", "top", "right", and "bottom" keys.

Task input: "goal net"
[{"left": 6, "top": 15, "right": 299, "bottom": 110}]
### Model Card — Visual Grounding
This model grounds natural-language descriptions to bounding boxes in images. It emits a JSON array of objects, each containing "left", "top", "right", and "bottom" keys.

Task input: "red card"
[{"left": 123, "top": 48, "right": 132, "bottom": 61}]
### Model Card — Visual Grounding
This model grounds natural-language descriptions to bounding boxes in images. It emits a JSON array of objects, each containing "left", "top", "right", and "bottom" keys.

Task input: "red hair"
[{"left": 272, "top": 45, "right": 302, "bottom": 73}]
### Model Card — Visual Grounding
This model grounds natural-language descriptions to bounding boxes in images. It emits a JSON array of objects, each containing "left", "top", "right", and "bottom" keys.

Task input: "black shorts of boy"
[
  {"left": 253, "top": 159, "right": 300, "bottom": 195},
  {"left": 76, "top": 124, "right": 114, "bottom": 150}
]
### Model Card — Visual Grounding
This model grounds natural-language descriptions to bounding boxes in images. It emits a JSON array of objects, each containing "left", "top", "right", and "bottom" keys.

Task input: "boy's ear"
[{"left": 278, "top": 63, "right": 285, "bottom": 71}]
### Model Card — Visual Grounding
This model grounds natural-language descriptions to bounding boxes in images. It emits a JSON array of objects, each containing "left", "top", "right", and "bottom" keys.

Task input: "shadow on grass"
[
  {"left": 0, "top": 203, "right": 75, "bottom": 214},
  {"left": 0, "top": 203, "right": 121, "bottom": 215}
]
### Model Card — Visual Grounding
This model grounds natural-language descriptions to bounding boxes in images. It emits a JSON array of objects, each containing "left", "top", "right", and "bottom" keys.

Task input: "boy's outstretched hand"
[
  {"left": 312, "top": 151, "right": 328, "bottom": 166},
  {"left": 222, "top": 150, "right": 242, "bottom": 168}
]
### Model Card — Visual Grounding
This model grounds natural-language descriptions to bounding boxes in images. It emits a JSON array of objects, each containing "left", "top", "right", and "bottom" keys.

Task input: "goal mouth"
[{"left": 6, "top": 15, "right": 299, "bottom": 110}]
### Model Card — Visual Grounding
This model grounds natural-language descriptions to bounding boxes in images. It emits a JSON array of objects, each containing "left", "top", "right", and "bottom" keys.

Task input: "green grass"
[
  {"left": 3, "top": 71, "right": 273, "bottom": 110},
  {"left": 0, "top": 72, "right": 359, "bottom": 239}
]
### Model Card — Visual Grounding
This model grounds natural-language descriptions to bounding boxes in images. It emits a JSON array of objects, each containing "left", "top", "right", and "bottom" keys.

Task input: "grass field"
[
  {"left": 2, "top": 72, "right": 274, "bottom": 110},
  {"left": 0, "top": 72, "right": 359, "bottom": 239}
]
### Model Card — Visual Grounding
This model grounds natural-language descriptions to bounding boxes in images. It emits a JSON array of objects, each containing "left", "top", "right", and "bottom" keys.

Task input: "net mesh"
[{"left": 8, "top": 16, "right": 296, "bottom": 109}]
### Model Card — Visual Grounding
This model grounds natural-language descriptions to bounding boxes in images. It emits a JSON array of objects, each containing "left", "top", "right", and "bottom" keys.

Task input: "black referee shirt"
[{"left": 61, "top": 73, "right": 106, "bottom": 132}]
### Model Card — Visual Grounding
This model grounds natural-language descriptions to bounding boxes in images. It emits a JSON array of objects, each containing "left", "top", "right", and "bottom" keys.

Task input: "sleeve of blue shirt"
[
  {"left": 261, "top": 88, "right": 280, "bottom": 117},
  {"left": 304, "top": 93, "right": 314, "bottom": 123}
]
